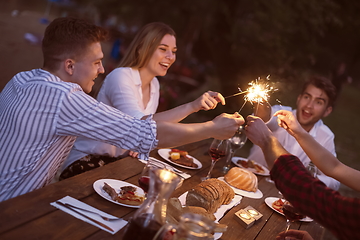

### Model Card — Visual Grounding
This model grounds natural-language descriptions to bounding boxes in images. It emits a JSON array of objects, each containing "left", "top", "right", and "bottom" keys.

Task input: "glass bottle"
[{"left": 123, "top": 168, "right": 181, "bottom": 240}]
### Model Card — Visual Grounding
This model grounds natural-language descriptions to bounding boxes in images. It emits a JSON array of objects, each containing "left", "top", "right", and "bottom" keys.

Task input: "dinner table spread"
[{"left": 0, "top": 139, "right": 326, "bottom": 240}]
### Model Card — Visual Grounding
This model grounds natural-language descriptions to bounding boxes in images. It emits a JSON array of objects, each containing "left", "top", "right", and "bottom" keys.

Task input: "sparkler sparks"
[
  {"left": 225, "top": 75, "right": 277, "bottom": 113},
  {"left": 244, "top": 76, "right": 274, "bottom": 104}
]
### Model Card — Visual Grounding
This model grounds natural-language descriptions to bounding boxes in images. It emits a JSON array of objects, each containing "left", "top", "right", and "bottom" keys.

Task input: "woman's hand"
[
  {"left": 191, "top": 91, "right": 225, "bottom": 112},
  {"left": 274, "top": 110, "right": 305, "bottom": 137},
  {"left": 276, "top": 230, "right": 314, "bottom": 240}
]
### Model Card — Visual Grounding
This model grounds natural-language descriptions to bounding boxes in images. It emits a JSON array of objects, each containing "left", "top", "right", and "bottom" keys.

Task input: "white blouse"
[{"left": 62, "top": 68, "right": 160, "bottom": 170}]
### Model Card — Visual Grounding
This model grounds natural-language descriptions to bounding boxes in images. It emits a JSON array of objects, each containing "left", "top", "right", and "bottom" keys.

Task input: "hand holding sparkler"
[
  {"left": 191, "top": 91, "right": 225, "bottom": 112},
  {"left": 274, "top": 110, "right": 305, "bottom": 137}
]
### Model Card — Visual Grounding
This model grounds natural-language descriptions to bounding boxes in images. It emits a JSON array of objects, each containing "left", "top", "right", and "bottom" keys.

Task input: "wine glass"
[
  {"left": 223, "top": 125, "right": 247, "bottom": 173},
  {"left": 138, "top": 159, "right": 165, "bottom": 195},
  {"left": 202, "top": 139, "right": 229, "bottom": 181},
  {"left": 282, "top": 202, "right": 305, "bottom": 232},
  {"left": 307, "top": 161, "right": 318, "bottom": 178}
]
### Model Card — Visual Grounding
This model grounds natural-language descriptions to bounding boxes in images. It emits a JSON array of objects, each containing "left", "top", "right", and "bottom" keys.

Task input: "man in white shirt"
[
  {"left": 0, "top": 17, "right": 244, "bottom": 202},
  {"left": 248, "top": 76, "right": 340, "bottom": 190}
]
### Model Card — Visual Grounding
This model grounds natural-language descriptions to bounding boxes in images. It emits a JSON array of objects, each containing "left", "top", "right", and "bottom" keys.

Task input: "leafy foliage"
[{"left": 74, "top": 0, "right": 360, "bottom": 112}]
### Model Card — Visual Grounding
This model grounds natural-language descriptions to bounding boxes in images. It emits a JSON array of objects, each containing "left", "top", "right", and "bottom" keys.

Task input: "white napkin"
[
  {"left": 139, "top": 158, "right": 192, "bottom": 179},
  {"left": 51, "top": 196, "right": 127, "bottom": 234},
  {"left": 178, "top": 192, "right": 242, "bottom": 221}
]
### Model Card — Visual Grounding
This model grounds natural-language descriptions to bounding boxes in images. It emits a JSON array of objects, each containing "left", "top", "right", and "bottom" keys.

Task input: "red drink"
[
  {"left": 138, "top": 176, "right": 150, "bottom": 193},
  {"left": 282, "top": 204, "right": 304, "bottom": 221},
  {"left": 209, "top": 148, "right": 226, "bottom": 161},
  {"left": 123, "top": 215, "right": 162, "bottom": 240}
]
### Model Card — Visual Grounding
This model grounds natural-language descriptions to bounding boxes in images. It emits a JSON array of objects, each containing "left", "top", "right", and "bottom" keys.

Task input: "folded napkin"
[
  {"left": 139, "top": 158, "right": 192, "bottom": 179},
  {"left": 178, "top": 192, "right": 242, "bottom": 221},
  {"left": 51, "top": 196, "right": 127, "bottom": 234}
]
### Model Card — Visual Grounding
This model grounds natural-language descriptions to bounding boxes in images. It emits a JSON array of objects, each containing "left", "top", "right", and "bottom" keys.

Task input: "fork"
[
  {"left": 148, "top": 157, "right": 185, "bottom": 174},
  {"left": 56, "top": 201, "right": 122, "bottom": 221}
]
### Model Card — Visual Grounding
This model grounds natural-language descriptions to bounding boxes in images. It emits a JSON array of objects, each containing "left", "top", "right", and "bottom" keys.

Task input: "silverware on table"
[
  {"left": 149, "top": 157, "right": 185, "bottom": 174},
  {"left": 55, "top": 201, "right": 115, "bottom": 232},
  {"left": 57, "top": 201, "right": 121, "bottom": 221}
]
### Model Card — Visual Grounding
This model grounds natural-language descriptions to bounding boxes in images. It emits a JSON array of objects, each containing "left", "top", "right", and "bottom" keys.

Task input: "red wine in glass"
[
  {"left": 282, "top": 204, "right": 304, "bottom": 221},
  {"left": 209, "top": 148, "right": 226, "bottom": 162},
  {"left": 282, "top": 203, "right": 304, "bottom": 232},
  {"left": 202, "top": 139, "right": 229, "bottom": 181},
  {"left": 138, "top": 176, "right": 150, "bottom": 193},
  {"left": 123, "top": 215, "right": 162, "bottom": 240}
]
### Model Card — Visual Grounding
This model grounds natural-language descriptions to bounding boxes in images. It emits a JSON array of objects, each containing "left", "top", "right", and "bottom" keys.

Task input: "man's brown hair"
[
  {"left": 301, "top": 75, "right": 338, "bottom": 108},
  {"left": 42, "top": 17, "right": 108, "bottom": 71}
]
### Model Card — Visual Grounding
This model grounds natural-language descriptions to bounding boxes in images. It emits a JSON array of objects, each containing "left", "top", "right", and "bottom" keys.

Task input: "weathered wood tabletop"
[{"left": 0, "top": 139, "right": 325, "bottom": 239}]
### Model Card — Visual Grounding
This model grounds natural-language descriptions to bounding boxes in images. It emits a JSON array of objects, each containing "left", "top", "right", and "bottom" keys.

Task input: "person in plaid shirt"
[{"left": 246, "top": 114, "right": 360, "bottom": 240}]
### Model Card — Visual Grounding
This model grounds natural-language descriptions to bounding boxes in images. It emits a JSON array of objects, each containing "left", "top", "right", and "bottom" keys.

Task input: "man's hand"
[
  {"left": 128, "top": 151, "right": 139, "bottom": 158},
  {"left": 191, "top": 91, "right": 225, "bottom": 112},
  {"left": 276, "top": 230, "right": 314, "bottom": 240},
  {"left": 274, "top": 110, "right": 305, "bottom": 137},
  {"left": 211, "top": 112, "right": 244, "bottom": 139},
  {"left": 245, "top": 115, "right": 273, "bottom": 148}
]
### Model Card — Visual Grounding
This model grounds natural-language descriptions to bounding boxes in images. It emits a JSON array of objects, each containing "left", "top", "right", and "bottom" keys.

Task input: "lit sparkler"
[
  {"left": 244, "top": 76, "right": 274, "bottom": 104},
  {"left": 225, "top": 75, "right": 277, "bottom": 113}
]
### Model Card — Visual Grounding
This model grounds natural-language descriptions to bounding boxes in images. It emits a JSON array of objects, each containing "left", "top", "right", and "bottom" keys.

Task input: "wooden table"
[{"left": 0, "top": 139, "right": 325, "bottom": 240}]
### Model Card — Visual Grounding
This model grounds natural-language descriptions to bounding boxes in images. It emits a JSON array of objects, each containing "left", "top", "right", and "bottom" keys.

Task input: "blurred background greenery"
[{"left": 2, "top": 1, "right": 360, "bottom": 238}]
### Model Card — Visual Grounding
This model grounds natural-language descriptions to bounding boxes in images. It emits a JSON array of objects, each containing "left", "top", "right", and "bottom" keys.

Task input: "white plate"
[
  {"left": 218, "top": 177, "right": 263, "bottom": 199},
  {"left": 232, "top": 157, "right": 270, "bottom": 176},
  {"left": 179, "top": 192, "right": 242, "bottom": 240},
  {"left": 158, "top": 149, "right": 202, "bottom": 170},
  {"left": 93, "top": 179, "right": 144, "bottom": 208},
  {"left": 264, "top": 197, "right": 313, "bottom": 222}
]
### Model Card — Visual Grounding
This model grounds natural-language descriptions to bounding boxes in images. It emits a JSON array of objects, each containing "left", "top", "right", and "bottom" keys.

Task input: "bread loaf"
[
  {"left": 185, "top": 178, "right": 235, "bottom": 213},
  {"left": 224, "top": 167, "right": 258, "bottom": 192},
  {"left": 182, "top": 206, "right": 216, "bottom": 221}
]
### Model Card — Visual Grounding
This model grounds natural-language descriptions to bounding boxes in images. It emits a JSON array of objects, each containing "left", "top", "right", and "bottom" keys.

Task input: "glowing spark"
[
  {"left": 237, "top": 75, "right": 277, "bottom": 113},
  {"left": 245, "top": 78, "right": 274, "bottom": 104}
]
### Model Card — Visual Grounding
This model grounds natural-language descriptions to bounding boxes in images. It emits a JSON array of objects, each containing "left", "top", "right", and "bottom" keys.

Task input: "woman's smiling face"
[{"left": 144, "top": 34, "right": 177, "bottom": 77}]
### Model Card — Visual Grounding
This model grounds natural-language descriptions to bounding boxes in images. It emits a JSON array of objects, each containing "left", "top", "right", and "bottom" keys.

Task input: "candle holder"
[
  {"left": 234, "top": 209, "right": 255, "bottom": 229},
  {"left": 244, "top": 205, "right": 263, "bottom": 221}
]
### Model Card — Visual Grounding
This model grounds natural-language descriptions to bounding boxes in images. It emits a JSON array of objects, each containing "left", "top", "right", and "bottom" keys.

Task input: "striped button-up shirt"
[{"left": 0, "top": 69, "right": 158, "bottom": 202}]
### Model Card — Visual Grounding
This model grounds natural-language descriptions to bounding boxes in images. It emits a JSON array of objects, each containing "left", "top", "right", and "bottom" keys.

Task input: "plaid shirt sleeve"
[{"left": 271, "top": 155, "right": 360, "bottom": 240}]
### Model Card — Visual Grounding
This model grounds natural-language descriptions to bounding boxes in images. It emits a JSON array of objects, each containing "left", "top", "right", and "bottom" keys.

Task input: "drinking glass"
[
  {"left": 223, "top": 125, "right": 247, "bottom": 173},
  {"left": 202, "top": 139, "right": 229, "bottom": 181},
  {"left": 307, "top": 161, "right": 318, "bottom": 178},
  {"left": 282, "top": 202, "right": 304, "bottom": 232},
  {"left": 138, "top": 159, "right": 165, "bottom": 195}
]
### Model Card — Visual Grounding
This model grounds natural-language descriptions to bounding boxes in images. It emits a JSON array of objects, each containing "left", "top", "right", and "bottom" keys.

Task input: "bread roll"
[
  {"left": 185, "top": 178, "right": 235, "bottom": 213},
  {"left": 182, "top": 206, "right": 216, "bottom": 221},
  {"left": 167, "top": 198, "right": 182, "bottom": 223},
  {"left": 224, "top": 167, "right": 258, "bottom": 192}
]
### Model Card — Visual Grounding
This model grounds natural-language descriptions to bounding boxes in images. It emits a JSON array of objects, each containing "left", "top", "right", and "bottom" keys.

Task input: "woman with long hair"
[{"left": 59, "top": 22, "right": 225, "bottom": 180}]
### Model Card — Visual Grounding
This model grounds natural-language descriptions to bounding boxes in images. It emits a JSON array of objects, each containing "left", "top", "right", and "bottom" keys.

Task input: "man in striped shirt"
[{"left": 0, "top": 17, "right": 244, "bottom": 202}]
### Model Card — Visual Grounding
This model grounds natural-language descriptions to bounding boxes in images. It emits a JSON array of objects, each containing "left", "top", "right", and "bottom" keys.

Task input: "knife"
[{"left": 56, "top": 201, "right": 114, "bottom": 232}]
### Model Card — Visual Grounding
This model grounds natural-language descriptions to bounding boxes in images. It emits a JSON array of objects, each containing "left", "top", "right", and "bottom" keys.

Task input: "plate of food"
[
  {"left": 93, "top": 179, "right": 145, "bottom": 208},
  {"left": 232, "top": 157, "right": 270, "bottom": 176},
  {"left": 158, "top": 148, "right": 202, "bottom": 170},
  {"left": 265, "top": 197, "right": 313, "bottom": 222},
  {"left": 218, "top": 177, "right": 263, "bottom": 199}
]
